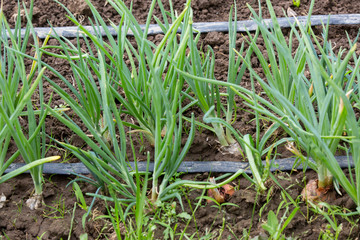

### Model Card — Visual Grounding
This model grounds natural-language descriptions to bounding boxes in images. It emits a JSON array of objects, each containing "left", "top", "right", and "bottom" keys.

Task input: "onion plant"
[
  {"left": 319, "top": 32, "right": 360, "bottom": 208},
  {"left": 177, "top": 0, "right": 360, "bottom": 204},
  {"left": 242, "top": 1, "right": 312, "bottom": 113},
  {"left": 0, "top": 1, "right": 59, "bottom": 209},
  {"left": 182, "top": 3, "right": 286, "bottom": 191},
  {"left": 333, "top": 71, "right": 360, "bottom": 209},
  {"left": 236, "top": 0, "right": 359, "bottom": 200},
  {"left": 44, "top": 0, "right": 193, "bottom": 147},
  {"left": 182, "top": 3, "right": 261, "bottom": 152},
  {"left": 202, "top": 104, "right": 288, "bottom": 192},
  {"left": 43, "top": 0, "right": 242, "bottom": 209}
]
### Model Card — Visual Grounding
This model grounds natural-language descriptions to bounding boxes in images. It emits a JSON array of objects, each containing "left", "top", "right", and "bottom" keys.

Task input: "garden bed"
[{"left": 1, "top": 0, "right": 360, "bottom": 239}]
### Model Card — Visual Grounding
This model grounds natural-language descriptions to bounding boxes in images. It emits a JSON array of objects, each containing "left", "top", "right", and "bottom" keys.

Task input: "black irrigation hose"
[
  {"left": 5, "top": 156, "right": 354, "bottom": 175},
  {"left": 12, "top": 14, "right": 360, "bottom": 39}
]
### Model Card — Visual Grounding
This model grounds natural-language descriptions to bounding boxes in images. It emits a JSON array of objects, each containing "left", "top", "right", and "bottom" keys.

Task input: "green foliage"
[
  {"left": 293, "top": 0, "right": 301, "bottom": 7},
  {"left": 178, "top": 1, "right": 287, "bottom": 193},
  {"left": 72, "top": 181, "right": 94, "bottom": 229},
  {"left": 43, "top": 0, "right": 246, "bottom": 212},
  {"left": 42, "top": 194, "right": 67, "bottom": 219},
  {"left": 238, "top": 0, "right": 360, "bottom": 200},
  {"left": 73, "top": 182, "right": 88, "bottom": 212},
  {"left": 0, "top": 0, "right": 58, "bottom": 203},
  {"left": 261, "top": 192, "right": 299, "bottom": 240},
  {"left": 177, "top": 0, "right": 360, "bottom": 207},
  {"left": 182, "top": 2, "right": 262, "bottom": 148},
  {"left": 43, "top": 0, "right": 201, "bottom": 207},
  {"left": 201, "top": 106, "right": 285, "bottom": 192},
  {"left": 96, "top": 162, "right": 154, "bottom": 240}
]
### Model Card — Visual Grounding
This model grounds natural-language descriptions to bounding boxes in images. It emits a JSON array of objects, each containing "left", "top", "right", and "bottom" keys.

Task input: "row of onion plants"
[
  {"left": 0, "top": 1, "right": 59, "bottom": 210},
  {"left": 178, "top": 0, "right": 360, "bottom": 208},
  {"left": 39, "top": 0, "right": 243, "bottom": 214}
]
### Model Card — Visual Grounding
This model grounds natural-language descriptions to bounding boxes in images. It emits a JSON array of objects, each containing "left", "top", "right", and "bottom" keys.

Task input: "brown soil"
[
  {"left": 173, "top": 170, "right": 359, "bottom": 240},
  {"left": 0, "top": 175, "right": 110, "bottom": 240},
  {"left": 1, "top": 171, "right": 359, "bottom": 239},
  {"left": 1, "top": 0, "right": 360, "bottom": 239}
]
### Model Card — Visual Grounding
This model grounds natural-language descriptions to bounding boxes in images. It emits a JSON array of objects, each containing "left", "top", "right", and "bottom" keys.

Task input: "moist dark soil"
[
  {"left": 1, "top": 171, "right": 359, "bottom": 239},
  {"left": 1, "top": 0, "right": 360, "bottom": 239}
]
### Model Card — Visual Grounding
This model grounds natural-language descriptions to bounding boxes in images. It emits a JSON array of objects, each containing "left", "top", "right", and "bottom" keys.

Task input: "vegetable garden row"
[{"left": 1, "top": 0, "right": 360, "bottom": 239}]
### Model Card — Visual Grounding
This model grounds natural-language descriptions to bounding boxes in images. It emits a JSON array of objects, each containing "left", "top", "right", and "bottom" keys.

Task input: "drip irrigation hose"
[
  {"left": 5, "top": 156, "right": 354, "bottom": 175},
  {"left": 11, "top": 14, "right": 360, "bottom": 39}
]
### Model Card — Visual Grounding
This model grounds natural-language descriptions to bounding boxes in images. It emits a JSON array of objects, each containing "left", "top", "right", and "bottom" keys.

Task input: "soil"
[
  {"left": 0, "top": 175, "right": 110, "bottom": 240},
  {"left": 1, "top": 0, "right": 360, "bottom": 239},
  {"left": 173, "top": 170, "right": 359, "bottom": 240},
  {"left": 1, "top": 170, "right": 359, "bottom": 239}
]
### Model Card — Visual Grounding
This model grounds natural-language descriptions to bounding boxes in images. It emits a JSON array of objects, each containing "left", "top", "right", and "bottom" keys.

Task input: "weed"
[
  {"left": 15, "top": 199, "right": 23, "bottom": 214},
  {"left": 36, "top": 232, "right": 47, "bottom": 240},
  {"left": 42, "top": 194, "right": 67, "bottom": 219},
  {"left": 318, "top": 224, "right": 342, "bottom": 240},
  {"left": 261, "top": 201, "right": 299, "bottom": 239},
  {"left": 292, "top": 0, "right": 300, "bottom": 7}
]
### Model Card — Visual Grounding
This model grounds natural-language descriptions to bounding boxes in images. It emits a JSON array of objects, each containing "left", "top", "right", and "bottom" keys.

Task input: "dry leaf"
[
  {"left": 219, "top": 142, "right": 242, "bottom": 157},
  {"left": 207, "top": 177, "right": 235, "bottom": 204},
  {"left": 301, "top": 179, "right": 336, "bottom": 203},
  {"left": 287, "top": 7, "right": 297, "bottom": 17}
]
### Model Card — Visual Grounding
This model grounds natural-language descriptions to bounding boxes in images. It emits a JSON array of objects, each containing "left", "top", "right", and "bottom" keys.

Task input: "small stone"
[{"left": 0, "top": 193, "right": 7, "bottom": 208}]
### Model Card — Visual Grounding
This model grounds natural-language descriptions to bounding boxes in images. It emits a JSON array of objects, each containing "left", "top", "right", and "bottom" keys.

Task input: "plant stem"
[
  {"left": 151, "top": 178, "right": 158, "bottom": 203},
  {"left": 213, "top": 123, "right": 229, "bottom": 146},
  {"left": 225, "top": 110, "right": 236, "bottom": 144},
  {"left": 318, "top": 164, "right": 333, "bottom": 188},
  {"left": 33, "top": 177, "right": 43, "bottom": 195}
]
